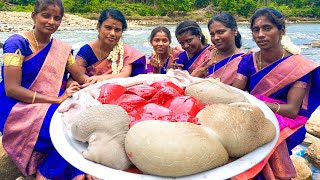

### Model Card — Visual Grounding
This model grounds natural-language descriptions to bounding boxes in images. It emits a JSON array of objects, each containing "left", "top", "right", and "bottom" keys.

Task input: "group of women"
[{"left": 0, "top": 0, "right": 319, "bottom": 179}]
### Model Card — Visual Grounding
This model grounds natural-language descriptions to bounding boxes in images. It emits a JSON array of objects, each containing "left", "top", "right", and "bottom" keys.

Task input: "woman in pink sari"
[
  {"left": 0, "top": 0, "right": 95, "bottom": 179},
  {"left": 232, "top": 8, "right": 320, "bottom": 179},
  {"left": 71, "top": 8, "right": 146, "bottom": 83},
  {"left": 191, "top": 13, "right": 245, "bottom": 85}
]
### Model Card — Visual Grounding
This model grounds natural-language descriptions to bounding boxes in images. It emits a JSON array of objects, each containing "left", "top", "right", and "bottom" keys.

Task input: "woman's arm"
[
  {"left": 232, "top": 76, "right": 247, "bottom": 90},
  {"left": 266, "top": 86, "right": 306, "bottom": 119},
  {"left": 4, "top": 66, "right": 79, "bottom": 104}
]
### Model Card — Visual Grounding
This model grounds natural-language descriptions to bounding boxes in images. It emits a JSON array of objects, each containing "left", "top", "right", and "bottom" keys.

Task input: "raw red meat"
[
  {"left": 97, "top": 83, "right": 126, "bottom": 104},
  {"left": 150, "top": 81, "right": 184, "bottom": 95},
  {"left": 126, "top": 85, "right": 157, "bottom": 100}
]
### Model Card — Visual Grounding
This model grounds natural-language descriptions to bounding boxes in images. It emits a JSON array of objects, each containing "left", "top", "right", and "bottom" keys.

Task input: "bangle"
[
  {"left": 32, "top": 91, "right": 37, "bottom": 104},
  {"left": 273, "top": 102, "right": 280, "bottom": 113}
]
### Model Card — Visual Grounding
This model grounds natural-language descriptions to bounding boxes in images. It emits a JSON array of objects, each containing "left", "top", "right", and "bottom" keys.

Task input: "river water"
[{"left": 0, "top": 23, "right": 320, "bottom": 79}]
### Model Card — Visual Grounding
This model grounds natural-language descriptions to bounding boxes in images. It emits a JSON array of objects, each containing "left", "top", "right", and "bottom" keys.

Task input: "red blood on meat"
[
  {"left": 164, "top": 96, "right": 205, "bottom": 117},
  {"left": 97, "top": 83, "right": 126, "bottom": 104},
  {"left": 150, "top": 81, "right": 184, "bottom": 95},
  {"left": 148, "top": 87, "right": 181, "bottom": 106},
  {"left": 126, "top": 85, "right": 157, "bottom": 100},
  {"left": 115, "top": 94, "right": 148, "bottom": 122},
  {"left": 130, "top": 103, "right": 173, "bottom": 127}
]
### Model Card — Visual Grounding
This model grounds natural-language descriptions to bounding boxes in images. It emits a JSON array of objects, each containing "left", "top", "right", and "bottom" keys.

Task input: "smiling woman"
[
  {"left": 146, "top": 26, "right": 184, "bottom": 74},
  {"left": 190, "top": 13, "right": 245, "bottom": 85},
  {"left": 0, "top": 0, "right": 96, "bottom": 179},
  {"left": 68, "top": 8, "right": 146, "bottom": 85},
  {"left": 174, "top": 20, "right": 210, "bottom": 74}
]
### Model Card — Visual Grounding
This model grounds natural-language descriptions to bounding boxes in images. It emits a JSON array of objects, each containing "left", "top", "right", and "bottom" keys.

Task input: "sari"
[
  {"left": 176, "top": 44, "right": 210, "bottom": 74},
  {"left": 207, "top": 52, "right": 244, "bottom": 85},
  {"left": 76, "top": 44, "right": 146, "bottom": 76},
  {"left": 146, "top": 46, "right": 184, "bottom": 74},
  {"left": 0, "top": 34, "right": 86, "bottom": 179},
  {"left": 233, "top": 53, "right": 320, "bottom": 179}
]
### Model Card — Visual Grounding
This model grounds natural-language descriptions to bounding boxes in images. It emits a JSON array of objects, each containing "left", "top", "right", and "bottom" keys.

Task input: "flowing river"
[{"left": 0, "top": 23, "right": 320, "bottom": 80}]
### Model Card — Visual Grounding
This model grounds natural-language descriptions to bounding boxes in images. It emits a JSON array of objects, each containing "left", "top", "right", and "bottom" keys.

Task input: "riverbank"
[{"left": 1, "top": 11, "right": 320, "bottom": 33}]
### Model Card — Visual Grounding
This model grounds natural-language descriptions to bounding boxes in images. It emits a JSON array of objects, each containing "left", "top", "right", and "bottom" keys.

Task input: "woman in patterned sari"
[
  {"left": 174, "top": 20, "right": 210, "bottom": 74},
  {"left": 70, "top": 8, "right": 146, "bottom": 84},
  {"left": 0, "top": 0, "right": 95, "bottom": 179},
  {"left": 232, "top": 8, "right": 320, "bottom": 179},
  {"left": 191, "top": 13, "right": 245, "bottom": 85}
]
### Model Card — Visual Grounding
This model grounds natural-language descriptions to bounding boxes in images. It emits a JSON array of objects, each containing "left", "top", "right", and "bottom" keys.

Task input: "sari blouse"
[
  {"left": 236, "top": 53, "right": 320, "bottom": 117},
  {"left": 176, "top": 44, "right": 211, "bottom": 73},
  {"left": 76, "top": 43, "right": 146, "bottom": 77},
  {"left": 3, "top": 34, "right": 75, "bottom": 67},
  {"left": 146, "top": 46, "right": 184, "bottom": 74}
]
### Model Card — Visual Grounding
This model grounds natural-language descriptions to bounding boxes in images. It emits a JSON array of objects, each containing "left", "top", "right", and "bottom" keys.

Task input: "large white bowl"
[{"left": 50, "top": 74, "right": 279, "bottom": 180}]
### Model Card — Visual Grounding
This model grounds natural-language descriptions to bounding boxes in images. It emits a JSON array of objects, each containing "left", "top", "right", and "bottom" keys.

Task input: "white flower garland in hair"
[
  {"left": 281, "top": 35, "right": 301, "bottom": 55},
  {"left": 108, "top": 40, "right": 124, "bottom": 74}
]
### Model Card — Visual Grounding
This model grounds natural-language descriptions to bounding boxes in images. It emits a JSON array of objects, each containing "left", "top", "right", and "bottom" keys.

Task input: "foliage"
[{"left": 1, "top": 0, "right": 320, "bottom": 18}]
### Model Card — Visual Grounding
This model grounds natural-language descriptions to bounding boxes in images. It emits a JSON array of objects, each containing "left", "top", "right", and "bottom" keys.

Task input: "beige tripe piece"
[
  {"left": 185, "top": 79, "right": 248, "bottom": 105},
  {"left": 196, "top": 102, "right": 276, "bottom": 157},
  {"left": 125, "top": 120, "right": 229, "bottom": 177},
  {"left": 71, "top": 104, "right": 132, "bottom": 170}
]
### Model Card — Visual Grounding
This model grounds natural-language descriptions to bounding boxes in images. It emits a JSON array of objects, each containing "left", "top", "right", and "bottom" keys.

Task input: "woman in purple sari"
[
  {"left": 70, "top": 8, "right": 146, "bottom": 84},
  {"left": 147, "top": 26, "right": 184, "bottom": 74},
  {"left": 0, "top": 0, "right": 95, "bottom": 179},
  {"left": 174, "top": 21, "right": 210, "bottom": 74},
  {"left": 191, "top": 13, "right": 245, "bottom": 85},
  {"left": 233, "top": 8, "right": 320, "bottom": 179}
]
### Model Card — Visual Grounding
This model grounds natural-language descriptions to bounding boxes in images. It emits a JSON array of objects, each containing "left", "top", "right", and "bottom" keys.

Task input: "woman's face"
[
  {"left": 177, "top": 30, "right": 202, "bottom": 56},
  {"left": 151, "top": 31, "right": 170, "bottom": 55},
  {"left": 209, "top": 21, "right": 237, "bottom": 52},
  {"left": 251, "top": 16, "right": 284, "bottom": 50},
  {"left": 32, "top": 4, "right": 62, "bottom": 36},
  {"left": 98, "top": 17, "right": 123, "bottom": 48}
]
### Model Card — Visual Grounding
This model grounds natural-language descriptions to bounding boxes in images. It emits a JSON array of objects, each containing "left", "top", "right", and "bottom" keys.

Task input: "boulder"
[
  {"left": 306, "top": 110, "right": 320, "bottom": 138},
  {"left": 305, "top": 141, "right": 320, "bottom": 170},
  {"left": 291, "top": 155, "right": 312, "bottom": 180},
  {"left": 302, "top": 132, "right": 320, "bottom": 146}
]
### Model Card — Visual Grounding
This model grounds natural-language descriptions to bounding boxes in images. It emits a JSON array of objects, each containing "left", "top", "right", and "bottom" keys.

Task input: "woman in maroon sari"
[
  {"left": 233, "top": 8, "right": 320, "bottom": 179},
  {"left": 70, "top": 8, "right": 146, "bottom": 84}
]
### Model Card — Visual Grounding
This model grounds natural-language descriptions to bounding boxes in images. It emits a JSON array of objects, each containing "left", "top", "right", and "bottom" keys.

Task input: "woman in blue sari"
[
  {"left": 174, "top": 20, "right": 210, "bottom": 74},
  {"left": 191, "top": 13, "right": 245, "bottom": 85},
  {"left": 70, "top": 8, "right": 146, "bottom": 84},
  {"left": 232, "top": 8, "right": 320, "bottom": 179},
  {"left": 0, "top": 0, "right": 95, "bottom": 179}
]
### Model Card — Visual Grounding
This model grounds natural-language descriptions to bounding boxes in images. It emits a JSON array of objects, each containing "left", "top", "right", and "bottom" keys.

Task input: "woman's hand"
[
  {"left": 169, "top": 60, "right": 184, "bottom": 70},
  {"left": 191, "top": 59, "right": 215, "bottom": 78},
  {"left": 149, "top": 54, "right": 161, "bottom": 68},
  {"left": 58, "top": 82, "right": 81, "bottom": 104}
]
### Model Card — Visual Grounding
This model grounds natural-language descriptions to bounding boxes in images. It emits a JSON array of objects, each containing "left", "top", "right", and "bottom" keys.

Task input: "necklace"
[
  {"left": 99, "top": 40, "right": 124, "bottom": 74},
  {"left": 258, "top": 49, "right": 285, "bottom": 70},
  {"left": 154, "top": 47, "right": 172, "bottom": 72},
  {"left": 32, "top": 29, "right": 39, "bottom": 51},
  {"left": 211, "top": 48, "right": 237, "bottom": 81}
]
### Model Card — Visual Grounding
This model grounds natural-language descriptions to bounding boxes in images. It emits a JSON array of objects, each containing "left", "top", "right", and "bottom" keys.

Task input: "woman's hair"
[
  {"left": 149, "top": 26, "right": 172, "bottom": 44},
  {"left": 34, "top": 0, "right": 64, "bottom": 17},
  {"left": 175, "top": 20, "right": 207, "bottom": 45},
  {"left": 98, "top": 8, "right": 127, "bottom": 31},
  {"left": 250, "top": 8, "right": 285, "bottom": 31},
  {"left": 208, "top": 12, "right": 242, "bottom": 48}
]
